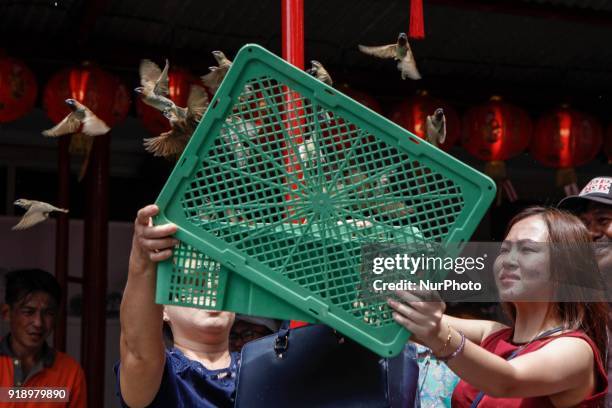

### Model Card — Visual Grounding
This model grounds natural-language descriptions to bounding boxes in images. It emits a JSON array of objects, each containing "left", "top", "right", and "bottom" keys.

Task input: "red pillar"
[
  {"left": 281, "top": 0, "right": 304, "bottom": 70},
  {"left": 281, "top": 0, "right": 309, "bottom": 329},
  {"left": 81, "top": 134, "right": 109, "bottom": 408},
  {"left": 54, "top": 137, "right": 70, "bottom": 352}
]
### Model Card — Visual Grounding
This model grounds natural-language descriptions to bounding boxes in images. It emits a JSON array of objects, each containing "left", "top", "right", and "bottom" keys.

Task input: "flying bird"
[
  {"left": 12, "top": 199, "right": 68, "bottom": 231},
  {"left": 42, "top": 98, "right": 110, "bottom": 181},
  {"left": 425, "top": 108, "right": 446, "bottom": 146},
  {"left": 201, "top": 51, "right": 232, "bottom": 94},
  {"left": 307, "top": 60, "right": 333, "bottom": 86},
  {"left": 135, "top": 59, "right": 176, "bottom": 113},
  {"left": 358, "top": 33, "right": 421, "bottom": 80},
  {"left": 143, "top": 85, "right": 209, "bottom": 160}
]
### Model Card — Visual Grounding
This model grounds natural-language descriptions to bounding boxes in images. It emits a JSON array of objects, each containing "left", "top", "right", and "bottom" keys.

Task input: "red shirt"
[
  {"left": 0, "top": 335, "right": 87, "bottom": 408},
  {"left": 452, "top": 328, "right": 607, "bottom": 408}
]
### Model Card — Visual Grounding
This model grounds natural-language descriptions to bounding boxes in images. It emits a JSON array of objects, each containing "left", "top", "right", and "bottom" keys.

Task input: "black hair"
[{"left": 5, "top": 269, "right": 61, "bottom": 307}]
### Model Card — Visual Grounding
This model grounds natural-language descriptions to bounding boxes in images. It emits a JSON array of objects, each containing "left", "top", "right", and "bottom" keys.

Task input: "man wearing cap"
[
  {"left": 558, "top": 176, "right": 612, "bottom": 407},
  {"left": 558, "top": 176, "right": 612, "bottom": 276}
]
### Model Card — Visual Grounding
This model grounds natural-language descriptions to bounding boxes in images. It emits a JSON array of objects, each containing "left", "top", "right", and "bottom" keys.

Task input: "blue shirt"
[{"left": 115, "top": 348, "right": 239, "bottom": 407}]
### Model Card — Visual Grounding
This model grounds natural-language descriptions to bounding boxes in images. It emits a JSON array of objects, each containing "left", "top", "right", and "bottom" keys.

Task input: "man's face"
[
  {"left": 1, "top": 291, "right": 57, "bottom": 352},
  {"left": 229, "top": 320, "right": 272, "bottom": 352},
  {"left": 580, "top": 202, "right": 612, "bottom": 273}
]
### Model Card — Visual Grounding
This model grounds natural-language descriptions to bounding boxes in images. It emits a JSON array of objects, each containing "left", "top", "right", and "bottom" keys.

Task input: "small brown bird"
[
  {"left": 201, "top": 51, "right": 232, "bottom": 94},
  {"left": 426, "top": 108, "right": 446, "bottom": 146},
  {"left": 42, "top": 98, "right": 110, "bottom": 181},
  {"left": 12, "top": 199, "right": 68, "bottom": 231},
  {"left": 307, "top": 60, "right": 333, "bottom": 86},
  {"left": 135, "top": 59, "right": 176, "bottom": 113},
  {"left": 143, "top": 85, "right": 209, "bottom": 160},
  {"left": 358, "top": 33, "right": 421, "bottom": 80}
]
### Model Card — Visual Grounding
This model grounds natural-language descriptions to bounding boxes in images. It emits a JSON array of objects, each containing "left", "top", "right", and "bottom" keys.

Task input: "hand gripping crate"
[{"left": 154, "top": 44, "right": 496, "bottom": 357}]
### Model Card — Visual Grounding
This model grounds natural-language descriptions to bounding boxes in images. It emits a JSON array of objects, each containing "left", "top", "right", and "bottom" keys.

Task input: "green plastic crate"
[
  {"left": 156, "top": 220, "right": 422, "bottom": 322},
  {"left": 155, "top": 44, "right": 496, "bottom": 357},
  {"left": 156, "top": 240, "right": 315, "bottom": 322}
]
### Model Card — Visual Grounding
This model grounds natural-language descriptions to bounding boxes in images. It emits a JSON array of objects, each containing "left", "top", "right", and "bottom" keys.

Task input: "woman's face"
[
  {"left": 164, "top": 306, "right": 235, "bottom": 342},
  {"left": 494, "top": 215, "right": 553, "bottom": 302}
]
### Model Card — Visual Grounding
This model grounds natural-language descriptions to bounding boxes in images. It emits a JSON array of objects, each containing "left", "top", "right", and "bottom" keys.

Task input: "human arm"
[
  {"left": 396, "top": 291, "right": 506, "bottom": 346},
  {"left": 389, "top": 294, "right": 595, "bottom": 402},
  {"left": 119, "top": 205, "right": 178, "bottom": 408},
  {"left": 440, "top": 314, "right": 507, "bottom": 345}
]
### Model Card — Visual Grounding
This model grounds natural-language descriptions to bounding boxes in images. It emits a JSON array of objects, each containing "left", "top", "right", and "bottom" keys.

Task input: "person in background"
[
  {"left": 116, "top": 205, "right": 238, "bottom": 408},
  {"left": 558, "top": 176, "right": 612, "bottom": 406},
  {"left": 229, "top": 315, "right": 279, "bottom": 352},
  {"left": 558, "top": 176, "right": 611, "bottom": 279},
  {"left": 390, "top": 207, "right": 608, "bottom": 407},
  {"left": 0, "top": 268, "right": 87, "bottom": 407}
]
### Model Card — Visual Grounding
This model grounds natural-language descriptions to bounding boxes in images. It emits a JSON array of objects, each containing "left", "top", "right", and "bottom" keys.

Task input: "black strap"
[
  {"left": 274, "top": 327, "right": 290, "bottom": 357},
  {"left": 469, "top": 326, "right": 564, "bottom": 408}
]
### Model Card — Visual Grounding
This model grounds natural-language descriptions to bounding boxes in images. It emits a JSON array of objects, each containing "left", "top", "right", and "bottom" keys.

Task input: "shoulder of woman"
[
  {"left": 480, "top": 323, "right": 512, "bottom": 346},
  {"left": 536, "top": 335, "right": 595, "bottom": 363}
]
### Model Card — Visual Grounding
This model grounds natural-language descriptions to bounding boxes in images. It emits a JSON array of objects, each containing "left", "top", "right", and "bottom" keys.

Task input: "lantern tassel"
[
  {"left": 556, "top": 168, "right": 578, "bottom": 197},
  {"left": 502, "top": 180, "right": 518, "bottom": 202},
  {"left": 564, "top": 183, "right": 580, "bottom": 197},
  {"left": 69, "top": 132, "right": 89, "bottom": 155},
  {"left": 409, "top": 0, "right": 425, "bottom": 40},
  {"left": 485, "top": 161, "right": 518, "bottom": 205},
  {"left": 484, "top": 160, "right": 507, "bottom": 180}
]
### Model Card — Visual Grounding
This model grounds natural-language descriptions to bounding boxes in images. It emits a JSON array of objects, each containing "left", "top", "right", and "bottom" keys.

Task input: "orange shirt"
[{"left": 0, "top": 337, "right": 86, "bottom": 408}]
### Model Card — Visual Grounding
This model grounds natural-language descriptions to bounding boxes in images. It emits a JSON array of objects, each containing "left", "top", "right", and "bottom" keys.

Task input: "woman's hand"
[
  {"left": 130, "top": 204, "right": 178, "bottom": 268},
  {"left": 387, "top": 290, "right": 448, "bottom": 351}
]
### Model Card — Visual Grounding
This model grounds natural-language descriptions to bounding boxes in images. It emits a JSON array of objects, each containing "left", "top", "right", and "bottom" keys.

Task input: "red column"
[
  {"left": 281, "top": 0, "right": 309, "bottom": 329},
  {"left": 281, "top": 0, "right": 304, "bottom": 70},
  {"left": 54, "top": 137, "right": 70, "bottom": 352},
  {"left": 81, "top": 134, "right": 109, "bottom": 408}
]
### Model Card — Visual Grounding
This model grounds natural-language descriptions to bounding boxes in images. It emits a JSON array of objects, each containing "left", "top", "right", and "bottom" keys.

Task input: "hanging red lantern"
[
  {"left": 605, "top": 124, "right": 612, "bottom": 164},
  {"left": 463, "top": 96, "right": 532, "bottom": 204},
  {"left": 0, "top": 55, "right": 37, "bottom": 123},
  {"left": 532, "top": 106, "right": 603, "bottom": 196},
  {"left": 136, "top": 67, "right": 203, "bottom": 135},
  {"left": 390, "top": 90, "right": 460, "bottom": 151},
  {"left": 43, "top": 62, "right": 130, "bottom": 126}
]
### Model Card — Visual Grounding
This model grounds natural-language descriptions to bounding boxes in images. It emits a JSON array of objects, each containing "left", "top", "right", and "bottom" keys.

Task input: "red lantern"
[
  {"left": 532, "top": 107, "right": 603, "bottom": 195},
  {"left": 463, "top": 96, "right": 532, "bottom": 204},
  {"left": 604, "top": 123, "right": 612, "bottom": 164},
  {"left": 463, "top": 96, "right": 532, "bottom": 162},
  {"left": 136, "top": 67, "right": 203, "bottom": 135},
  {"left": 390, "top": 90, "right": 460, "bottom": 151},
  {"left": 43, "top": 63, "right": 130, "bottom": 126},
  {"left": 0, "top": 56, "right": 37, "bottom": 123},
  {"left": 533, "top": 107, "right": 602, "bottom": 168}
]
